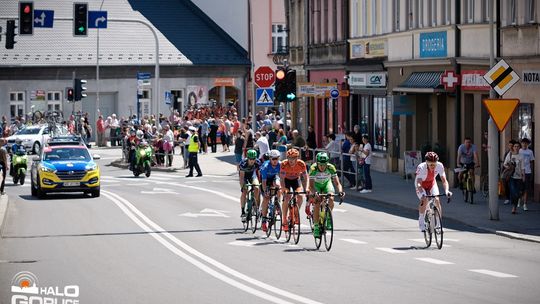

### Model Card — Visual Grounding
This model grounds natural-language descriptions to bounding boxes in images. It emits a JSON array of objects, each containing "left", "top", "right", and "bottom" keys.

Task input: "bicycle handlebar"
[
  {"left": 313, "top": 192, "right": 345, "bottom": 205},
  {"left": 424, "top": 194, "right": 452, "bottom": 203}
]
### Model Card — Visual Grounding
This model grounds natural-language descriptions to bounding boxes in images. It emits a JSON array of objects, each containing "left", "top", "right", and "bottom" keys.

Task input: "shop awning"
[{"left": 393, "top": 72, "right": 445, "bottom": 93}]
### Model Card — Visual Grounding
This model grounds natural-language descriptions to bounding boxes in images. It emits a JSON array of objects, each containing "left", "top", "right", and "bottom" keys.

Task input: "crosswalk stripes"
[
  {"left": 415, "top": 258, "right": 454, "bottom": 265},
  {"left": 468, "top": 269, "right": 518, "bottom": 278}
]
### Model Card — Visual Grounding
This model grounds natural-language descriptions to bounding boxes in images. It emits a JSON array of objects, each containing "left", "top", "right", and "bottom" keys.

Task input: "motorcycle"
[
  {"left": 12, "top": 151, "right": 28, "bottom": 185},
  {"left": 132, "top": 142, "right": 152, "bottom": 177}
]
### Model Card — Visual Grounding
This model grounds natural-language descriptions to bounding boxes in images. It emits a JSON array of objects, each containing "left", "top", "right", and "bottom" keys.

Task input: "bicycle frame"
[{"left": 423, "top": 194, "right": 450, "bottom": 249}]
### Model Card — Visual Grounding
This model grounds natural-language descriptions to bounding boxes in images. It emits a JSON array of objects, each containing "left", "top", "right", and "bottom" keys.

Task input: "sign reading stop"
[{"left": 254, "top": 66, "right": 275, "bottom": 88}]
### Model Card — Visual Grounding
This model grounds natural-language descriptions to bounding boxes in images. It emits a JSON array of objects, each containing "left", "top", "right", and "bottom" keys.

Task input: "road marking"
[
  {"left": 102, "top": 190, "right": 321, "bottom": 304},
  {"left": 126, "top": 183, "right": 149, "bottom": 186},
  {"left": 184, "top": 180, "right": 208, "bottom": 184},
  {"left": 468, "top": 269, "right": 517, "bottom": 278},
  {"left": 415, "top": 258, "right": 454, "bottom": 265},
  {"left": 228, "top": 240, "right": 258, "bottom": 247},
  {"left": 408, "top": 239, "right": 452, "bottom": 247},
  {"left": 333, "top": 208, "right": 347, "bottom": 213},
  {"left": 375, "top": 247, "right": 405, "bottom": 254},
  {"left": 444, "top": 238, "right": 460, "bottom": 242},
  {"left": 147, "top": 176, "right": 173, "bottom": 181},
  {"left": 180, "top": 209, "right": 230, "bottom": 218},
  {"left": 340, "top": 239, "right": 367, "bottom": 244}
]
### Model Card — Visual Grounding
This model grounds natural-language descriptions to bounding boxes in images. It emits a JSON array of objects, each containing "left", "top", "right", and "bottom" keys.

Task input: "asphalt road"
[{"left": 0, "top": 149, "right": 539, "bottom": 303}]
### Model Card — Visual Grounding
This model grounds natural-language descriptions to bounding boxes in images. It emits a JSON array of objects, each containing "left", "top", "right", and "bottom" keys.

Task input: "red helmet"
[{"left": 425, "top": 151, "right": 439, "bottom": 162}]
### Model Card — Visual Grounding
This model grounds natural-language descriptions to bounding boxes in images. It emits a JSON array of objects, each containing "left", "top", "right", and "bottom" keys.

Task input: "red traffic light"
[{"left": 24, "top": 5, "right": 30, "bottom": 14}]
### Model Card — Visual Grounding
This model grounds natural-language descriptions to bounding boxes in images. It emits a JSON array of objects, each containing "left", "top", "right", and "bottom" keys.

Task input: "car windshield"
[
  {"left": 44, "top": 147, "right": 91, "bottom": 161},
  {"left": 16, "top": 127, "right": 41, "bottom": 135}
]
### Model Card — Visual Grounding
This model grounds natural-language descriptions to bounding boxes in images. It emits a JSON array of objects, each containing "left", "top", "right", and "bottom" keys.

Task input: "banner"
[
  {"left": 186, "top": 85, "right": 208, "bottom": 108},
  {"left": 404, "top": 151, "right": 422, "bottom": 175}
]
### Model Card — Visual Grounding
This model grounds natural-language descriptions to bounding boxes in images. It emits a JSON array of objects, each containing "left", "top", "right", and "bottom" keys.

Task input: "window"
[
  {"left": 381, "top": 0, "right": 388, "bottom": 33},
  {"left": 371, "top": 0, "right": 377, "bottom": 34},
  {"left": 394, "top": 0, "right": 401, "bottom": 31},
  {"left": 323, "top": 0, "right": 328, "bottom": 42},
  {"left": 332, "top": 0, "right": 337, "bottom": 40},
  {"left": 527, "top": 0, "right": 536, "bottom": 23},
  {"left": 509, "top": 0, "right": 517, "bottom": 25},
  {"left": 362, "top": 0, "right": 367, "bottom": 36},
  {"left": 47, "top": 91, "right": 62, "bottom": 111},
  {"left": 442, "top": 0, "right": 451, "bottom": 24},
  {"left": 373, "top": 97, "right": 387, "bottom": 151},
  {"left": 419, "top": 0, "right": 424, "bottom": 28},
  {"left": 466, "top": 0, "right": 475, "bottom": 23},
  {"left": 272, "top": 24, "right": 287, "bottom": 53},
  {"left": 407, "top": 0, "right": 416, "bottom": 30},
  {"left": 482, "top": 0, "right": 490, "bottom": 21},
  {"left": 9, "top": 91, "right": 25, "bottom": 121},
  {"left": 431, "top": 0, "right": 438, "bottom": 26}
]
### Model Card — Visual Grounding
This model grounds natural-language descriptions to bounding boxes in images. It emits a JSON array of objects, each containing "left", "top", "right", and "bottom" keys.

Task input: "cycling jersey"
[
  {"left": 279, "top": 159, "right": 307, "bottom": 180},
  {"left": 415, "top": 162, "right": 445, "bottom": 190},
  {"left": 309, "top": 163, "right": 337, "bottom": 193},
  {"left": 260, "top": 160, "right": 280, "bottom": 180},
  {"left": 239, "top": 158, "right": 261, "bottom": 175}
]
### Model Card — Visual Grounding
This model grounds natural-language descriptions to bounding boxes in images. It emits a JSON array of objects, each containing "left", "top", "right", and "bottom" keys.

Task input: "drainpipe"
[{"left": 455, "top": 0, "right": 461, "bottom": 171}]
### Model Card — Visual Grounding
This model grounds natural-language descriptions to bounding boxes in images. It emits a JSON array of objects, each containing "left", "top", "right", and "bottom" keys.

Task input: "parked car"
[
  {"left": 30, "top": 144, "right": 101, "bottom": 198},
  {"left": 7, "top": 125, "right": 50, "bottom": 154}
]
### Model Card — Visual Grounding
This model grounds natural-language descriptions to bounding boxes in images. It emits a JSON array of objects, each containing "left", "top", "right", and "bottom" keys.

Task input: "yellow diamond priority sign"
[
  {"left": 483, "top": 99, "right": 520, "bottom": 132},
  {"left": 483, "top": 59, "right": 520, "bottom": 96}
]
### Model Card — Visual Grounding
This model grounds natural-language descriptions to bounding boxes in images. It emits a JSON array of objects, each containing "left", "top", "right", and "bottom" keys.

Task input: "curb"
[
  {"left": 0, "top": 194, "right": 9, "bottom": 233},
  {"left": 343, "top": 190, "right": 540, "bottom": 244},
  {"left": 108, "top": 159, "right": 179, "bottom": 172}
]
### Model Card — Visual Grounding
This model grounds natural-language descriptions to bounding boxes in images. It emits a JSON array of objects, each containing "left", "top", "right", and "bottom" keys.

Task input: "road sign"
[
  {"left": 483, "top": 99, "right": 520, "bottom": 131},
  {"left": 165, "top": 91, "right": 172, "bottom": 105},
  {"left": 34, "top": 10, "right": 54, "bottom": 28},
  {"left": 137, "top": 72, "right": 151, "bottom": 80},
  {"left": 88, "top": 11, "right": 107, "bottom": 29},
  {"left": 441, "top": 71, "right": 460, "bottom": 90},
  {"left": 254, "top": 66, "right": 275, "bottom": 88},
  {"left": 483, "top": 59, "right": 520, "bottom": 96},
  {"left": 256, "top": 88, "right": 274, "bottom": 106},
  {"left": 330, "top": 88, "right": 340, "bottom": 99}
]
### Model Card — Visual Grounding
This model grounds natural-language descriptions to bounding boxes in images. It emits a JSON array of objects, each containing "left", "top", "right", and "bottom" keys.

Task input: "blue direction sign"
[
  {"left": 256, "top": 88, "right": 274, "bottom": 106},
  {"left": 165, "top": 91, "right": 172, "bottom": 105},
  {"left": 330, "top": 88, "right": 340, "bottom": 99},
  {"left": 88, "top": 11, "right": 108, "bottom": 29},
  {"left": 34, "top": 10, "right": 54, "bottom": 28},
  {"left": 137, "top": 72, "right": 151, "bottom": 80}
]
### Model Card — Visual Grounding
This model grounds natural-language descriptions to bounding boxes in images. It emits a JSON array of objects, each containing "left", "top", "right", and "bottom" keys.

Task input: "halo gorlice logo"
[{"left": 11, "top": 271, "right": 80, "bottom": 304}]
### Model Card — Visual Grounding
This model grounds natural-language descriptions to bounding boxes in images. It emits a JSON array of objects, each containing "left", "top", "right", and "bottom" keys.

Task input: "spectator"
[
  {"left": 96, "top": 115, "right": 106, "bottom": 147},
  {"left": 325, "top": 133, "right": 341, "bottom": 166},
  {"left": 342, "top": 132, "right": 357, "bottom": 188},
  {"left": 209, "top": 119, "right": 219, "bottom": 153},
  {"left": 109, "top": 114, "right": 120, "bottom": 146},
  {"left": 502, "top": 139, "right": 516, "bottom": 205},
  {"left": 359, "top": 134, "right": 373, "bottom": 193},
  {"left": 255, "top": 131, "right": 269, "bottom": 160},
  {"left": 199, "top": 119, "right": 209, "bottom": 154},
  {"left": 162, "top": 125, "right": 174, "bottom": 167},
  {"left": 234, "top": 130, "right": 245, "bottom": 164},
  {"left": 0, "top": 139, "right": 7, "bottom": 195},
  {"left": 519, "top": 138, "right": 535, "bottom": 211},
  {"left": 274, "top": 129, "right": 288, "bottom": 159},
  {"left": 504, "top": 141, "right": 525, "bottom": 214}
]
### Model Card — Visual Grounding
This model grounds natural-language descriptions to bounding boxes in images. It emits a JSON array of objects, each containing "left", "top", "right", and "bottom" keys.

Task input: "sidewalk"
[{"left": 106, "top": 146, "right": 540, "bottom": 243}]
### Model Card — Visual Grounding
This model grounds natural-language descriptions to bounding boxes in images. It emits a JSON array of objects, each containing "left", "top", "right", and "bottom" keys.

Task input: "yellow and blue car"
[{"left": 30, "top": 144, "right": 100, "bottom": 198}]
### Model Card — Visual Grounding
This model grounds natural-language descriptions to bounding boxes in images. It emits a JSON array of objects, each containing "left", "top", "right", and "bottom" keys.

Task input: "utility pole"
[{"left": 488, "top": 0, "right": 499, "bottom": 220}]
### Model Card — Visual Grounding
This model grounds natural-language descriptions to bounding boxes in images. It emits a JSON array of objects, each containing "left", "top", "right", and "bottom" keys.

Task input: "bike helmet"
[
  {"left": 286, "top": 148, "right": 300, "bottom": 158},
  {"left": 316, "top": 152, "right": 329, "bottom": 164},
  {"left": 425, "top": 151, "right": 439, "bottom": 162},
  {"left": 268, "top": 149, "right": 280, "bottom": 159},
  {"left": 246, "top": 149, "right": 257, "bottom": 160},
  {"left": 136, "top": 130, "right": 144, "bottom": 139}
]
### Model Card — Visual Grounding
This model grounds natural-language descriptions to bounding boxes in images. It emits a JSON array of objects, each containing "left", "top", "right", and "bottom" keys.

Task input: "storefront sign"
[
  {"left": 350, "top": 39, "right": 387, "bottom": 59},
  {"left": 462, "top": 70, "right": 490, "bottom": 90},
  {"left": 214, "top": 77, "right": 235, "bottom": 87},
  {"left": 31, "top": 90, "right": 46, "bottom": 101},
  {"left": 297, "top": 82, "right": 337, "bottom": 97},
  {"left": 349, "top": 72, "right": 387, "bottom": 88},
  {"left": 419, "top": 31, "right": 447, "bottom": 58},
  {"left": 522, "top": 70, "right": 540, "bottom": 84}
]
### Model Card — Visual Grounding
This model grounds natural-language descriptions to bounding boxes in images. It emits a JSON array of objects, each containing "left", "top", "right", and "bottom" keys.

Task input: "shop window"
[
  {"left": 512, "top": 103, "right": 534, "bottom": 143},
  {"left": 373, "top": 97, "right": 387, "bottom": 151}
]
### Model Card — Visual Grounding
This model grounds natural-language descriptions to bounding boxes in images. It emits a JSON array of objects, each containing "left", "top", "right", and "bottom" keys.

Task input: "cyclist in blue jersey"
[
  {"left": 260, "top": 149, "right": 281, "bottom": 232},
  {"left": 239, "top": 149, "right": 261, "bottom": 222}
]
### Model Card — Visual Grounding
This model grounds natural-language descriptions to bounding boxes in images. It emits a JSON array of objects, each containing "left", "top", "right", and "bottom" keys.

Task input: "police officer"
[{"left": 186, "top": 126, "right": 203, "bottom": 177}]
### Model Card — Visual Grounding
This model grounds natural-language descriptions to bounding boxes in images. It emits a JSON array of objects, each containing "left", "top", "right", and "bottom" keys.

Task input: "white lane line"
[
  {"left": 444, "top": 238, "right": 460, "bottom": 242},
  {"left": 126, "top": 183, "right": 150, "bottom": 186},
  {"left": 340, "top": 239, "right": 367, "bottom": 244},
  {"left": 228, "top": 240, "right": 258, "bottom": 247},
  {"left": 184, "top": 180, "right": 208, "bottom": 184},
  {"left": 333, "top": 208, "right": 347, "bottom": 213},
  {"left": 103, "top": 190, "right": 322, "bottom": 304},
  {"left": 468, "top": 269, "right": 518, "bottom": 278},
  {"left": 148, "top": 176, "right": 173, "bottom": 181},
  {"left": 415, "top": 258, "right": 454, "bottom": 265},
  {"left": 375, "top": 247, "right": 405, "bottom": 254},
  {"left": 408, "top": 239, "right": 452, "bottom": 247}
]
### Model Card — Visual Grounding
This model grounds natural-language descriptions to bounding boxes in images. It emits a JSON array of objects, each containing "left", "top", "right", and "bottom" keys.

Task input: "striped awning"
[{"left": 393, "top": 72, "right": 445, "bottom": 93}]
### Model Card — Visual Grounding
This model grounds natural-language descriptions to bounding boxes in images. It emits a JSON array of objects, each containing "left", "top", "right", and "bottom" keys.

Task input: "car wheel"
[
  {"left": 32, "top": 142, "right": 41, "bottom": 155},
  {"left": 91, "top": 189, "right": 100, "bottom": 198}
]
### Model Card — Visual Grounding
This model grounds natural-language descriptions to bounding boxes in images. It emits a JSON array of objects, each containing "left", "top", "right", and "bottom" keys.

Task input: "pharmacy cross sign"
[{"left": 441, "top": 71, "right": 460, "bottom": 90}]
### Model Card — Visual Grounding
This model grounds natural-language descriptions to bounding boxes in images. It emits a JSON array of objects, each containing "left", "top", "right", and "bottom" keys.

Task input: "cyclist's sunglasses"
[{"left": 271, "top": 157, "right": 279, "bottom": 161}]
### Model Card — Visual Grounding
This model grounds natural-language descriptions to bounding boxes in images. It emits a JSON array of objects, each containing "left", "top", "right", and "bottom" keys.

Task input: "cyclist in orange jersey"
[{"left": 279, "top": 148, "right": 309, "bottom": 231}]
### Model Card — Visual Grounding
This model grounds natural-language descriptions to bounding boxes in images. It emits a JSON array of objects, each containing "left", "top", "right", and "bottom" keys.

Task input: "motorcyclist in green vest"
[{"left": 186, "top": 126, "right": 202, "bottom": 177}]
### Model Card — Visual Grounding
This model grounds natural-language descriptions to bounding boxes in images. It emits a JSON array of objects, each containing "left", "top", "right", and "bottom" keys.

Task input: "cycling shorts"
[
  {"left": 314, "top": 181, "right": 335, "bottom": 195},
  {"left": 243, "top": 174, "right": 260, "bottom": 189},
  {"left": 416, "top": 183, "right": 439, "bottom": 200},
  {"left": 284, "top": 178, "right": 301, "bottom": 191},
  {"left": 264, "top": 175, "right": 280, "bottom": 188},
  {"left": 460, "top": 162, "right": 476, "bottom": 170}
]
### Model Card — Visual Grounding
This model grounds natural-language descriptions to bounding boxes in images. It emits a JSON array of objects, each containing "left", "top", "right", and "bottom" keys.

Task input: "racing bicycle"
[{"left": 422, "top": 194, "right": 451, "bottom": 249}]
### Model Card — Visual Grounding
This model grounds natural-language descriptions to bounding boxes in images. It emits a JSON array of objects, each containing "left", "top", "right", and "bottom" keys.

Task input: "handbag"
[{"left": 501, "top": 163, "right": 515, "bottom": 181}]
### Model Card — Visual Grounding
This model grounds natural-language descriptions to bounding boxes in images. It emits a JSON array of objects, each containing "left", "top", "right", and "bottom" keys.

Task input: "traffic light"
[
  {"left": 285, "top": 69, "right": 297, "bottom": 102},
  {"left": 66, "top": 87, "right": 74, "bottom": 102},
  {"left": 73, "top": 3, "right": 88, "bottom": 36},
  {"left": 74, "top": 79, "right": 87, "bottom": 101},
  {"left": 274, "top": 66, "right": 287, "bottom": 103},
  {"left": 5, "top": 20, "right": 16, "bottom": 49},
  {"left": 19, "top": 2, "right": 33, "bottom": 35}
]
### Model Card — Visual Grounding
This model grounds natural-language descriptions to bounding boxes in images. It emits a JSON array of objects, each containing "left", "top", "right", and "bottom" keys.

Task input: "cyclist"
[
  {"left": 239, "top": 149, "right": 261, "bottom": 223},
  {"left": 416, "top": 152, "right": 452, "bottom": 232},
  {"left": 308, "top": 152, "right": 345, "bottom": 238},
  {"left": 279, "top": 148, "right": 309, "bottom": 232},
  {"left": 260, "top": 149, "right": 281, "bottom": 232},
  {"left": 456, "top": 137, "right": 479, "bottom": 189}
]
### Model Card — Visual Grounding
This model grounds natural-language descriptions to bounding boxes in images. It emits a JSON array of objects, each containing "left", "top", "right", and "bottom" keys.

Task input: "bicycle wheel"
[
  {"left": 285, "top": 205, "right": 293, "bottom": 243},
  {"left": 323, "top": 205, "right": 334, "bottom": 251},
  {"left": 292, "top": 205, "right": 301, "bottom": 244},
  {"left": 423, "top": 212, "right": 432, "bottom": 247},
  {"left": 481, "top": 176, "right": 489, "bottom": 199},
  {"left": 273, "top": 202, "right": 282, "bottom": 239},
  {"left": 243, "top": 200, "right": 251, "bottom": 232},
  {"left": 433, "top": 207, "right": 443, "bottom": 249},
  {"left": 467, "top": 177, "right": 474, "bottom": 204},
  {"left": 251, "top": 203, "right": 259, "bottom": 233},
  {"left": 266, "top": 199, "right": 275, "bottom": 238},
  {"left": 313, "top": 205, "right": 322, "bottom": 249}
]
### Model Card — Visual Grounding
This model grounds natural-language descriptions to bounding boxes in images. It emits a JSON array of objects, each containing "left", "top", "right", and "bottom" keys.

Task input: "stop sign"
[{"left": 254, "top": 66, "right": 275, "bottom": 87}]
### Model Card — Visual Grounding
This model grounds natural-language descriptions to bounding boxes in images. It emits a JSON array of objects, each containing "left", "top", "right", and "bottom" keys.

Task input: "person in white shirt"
[
  {"left": 325, "top": 133, "right": 341, "bottom": 165},
  {"left": 415, "top": 152, "right": 452, "bottom": 231},
  {"left": 255, "top": 131, "right": 270, "bottom": 160},
  {"left": 359, "top": 135, "right": 373, "bottom": 193},
  {"left": 504, "top": 141, "right": 525, "bottom": 214},
  {"left": 519, "top": 138, "right": 535, "bottom": 211}
]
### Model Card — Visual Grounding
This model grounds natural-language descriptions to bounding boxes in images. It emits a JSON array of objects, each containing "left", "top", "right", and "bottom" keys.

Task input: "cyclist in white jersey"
[{"left": 415, "top": 152, "right": 452, "bottom": 232}]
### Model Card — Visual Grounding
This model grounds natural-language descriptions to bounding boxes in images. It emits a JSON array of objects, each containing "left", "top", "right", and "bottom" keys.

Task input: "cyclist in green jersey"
[{"left": 308, "top": 152, "right": 345, "bottom": 237}]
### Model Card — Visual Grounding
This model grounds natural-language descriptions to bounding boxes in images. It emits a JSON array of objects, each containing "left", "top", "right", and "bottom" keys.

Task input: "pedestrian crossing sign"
[{"left": 256, "top": 88, "right": 274, "bottom": 106}]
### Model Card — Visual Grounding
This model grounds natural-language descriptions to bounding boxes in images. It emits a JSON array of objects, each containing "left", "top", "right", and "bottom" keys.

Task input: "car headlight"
[
  {"left": 85, "top": 163, "right": 98, "bottom": 171},
  {"left": 40, "top": 165, "right": 56, "bottom": 173}
]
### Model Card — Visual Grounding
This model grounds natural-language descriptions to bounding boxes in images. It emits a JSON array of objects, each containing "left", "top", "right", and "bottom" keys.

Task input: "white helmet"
[
  {"left": 268, "top": 149, "right": 280, "bottom": 159},
  {"left": 136, "top": 130, "right": 144, "bottom": 139}
]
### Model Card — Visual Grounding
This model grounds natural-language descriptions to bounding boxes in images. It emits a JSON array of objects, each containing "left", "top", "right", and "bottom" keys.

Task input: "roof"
[
  {"left": 393, "top": 72, "right": 445, "bottom": 93},
  {"left": 128, "top": 0, "right": 250, "bottom": 65},
  {"left": 0, "top": 0, "right": 249, "bottom": 67}
]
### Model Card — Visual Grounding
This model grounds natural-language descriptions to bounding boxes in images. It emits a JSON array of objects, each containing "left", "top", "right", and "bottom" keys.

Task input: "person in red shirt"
[
  {"left": 96, "top": 115, "right": 106, "bottom": 147},
  {"left": 415, "top": 152, "right": 452, "bottom": 232}
]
